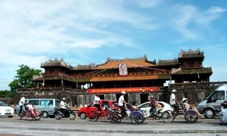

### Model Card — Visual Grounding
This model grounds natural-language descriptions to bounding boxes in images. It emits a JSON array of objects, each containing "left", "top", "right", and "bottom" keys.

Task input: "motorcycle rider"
[{"left": 60, "top": 98, "right": 69, "bottom": 117}]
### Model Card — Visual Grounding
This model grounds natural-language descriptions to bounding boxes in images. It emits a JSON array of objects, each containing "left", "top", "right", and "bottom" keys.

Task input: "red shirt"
[{"left": 150, "top": 99, "right": 155, "bottom": 107}]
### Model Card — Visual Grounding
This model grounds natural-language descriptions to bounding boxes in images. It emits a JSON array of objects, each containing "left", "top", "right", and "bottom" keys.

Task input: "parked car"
[
  {"left": 0, "top": 101, "right": 14, "bottom": 118},
  {"left": 138, "top": 101, "right": 173, "bottom": 116},
  {"left": 15, "top": 98, "right": 60, "bottom": 118},
  {"left": 78, "top": 99, "right": 118, "bottom": 119}
]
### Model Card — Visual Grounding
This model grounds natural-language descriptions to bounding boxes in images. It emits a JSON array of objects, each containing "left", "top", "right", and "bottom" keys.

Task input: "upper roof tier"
[
  {"left": 178, "top": 49, "right": 204, "bottom": 59},
  {"left": 41, "top": 58, "right": 72, "bottom": 69}
]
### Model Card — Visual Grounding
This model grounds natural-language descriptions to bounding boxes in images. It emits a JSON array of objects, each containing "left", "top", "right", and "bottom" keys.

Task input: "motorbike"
[{"left": 54, "top": 105, "right": 76, "bottom": 120}]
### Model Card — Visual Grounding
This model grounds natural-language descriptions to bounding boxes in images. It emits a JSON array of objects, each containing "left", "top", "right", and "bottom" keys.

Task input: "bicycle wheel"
[
  {"left": 109, "top": 111, "right": 121, "bottom": 124},
  {"left": 130, "top": 111, "right": 144, "bottom": 125},
  {"left": 88, "top": 110, "right": 99, "bottom": 122},
  {"left": 162, "top": 110, "right": 175, "bottom": 123},
  {"left": 184, "top": 110, "right": 198, "bottom": 123},
  {"left": 105, "top": 110, "right": 112, "bottom": 120},
  {"left": 35, "top": 110, "right": 42, "bottom": 120}
]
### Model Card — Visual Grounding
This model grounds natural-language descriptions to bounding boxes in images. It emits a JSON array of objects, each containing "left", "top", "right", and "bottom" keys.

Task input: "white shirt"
[
  {"left": 19, "top": 97, "right": 25, "bottom": 106},
  {"left": 94, "top": 95, "right": 101, "bottom": 104},
  {"left": 118, "top": 95, "right": 124, "bottom": 106},
  {"left": 170, "top": 93, "right": 176, "bottom": 105},
  {"left": 60, "top": 101, "right": 67, "bottom": 109}
]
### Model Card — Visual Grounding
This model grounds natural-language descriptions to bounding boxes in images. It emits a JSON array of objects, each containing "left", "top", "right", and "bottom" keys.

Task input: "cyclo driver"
[{"left": 118, "top": 91, "right": 127, "bottom": 117}]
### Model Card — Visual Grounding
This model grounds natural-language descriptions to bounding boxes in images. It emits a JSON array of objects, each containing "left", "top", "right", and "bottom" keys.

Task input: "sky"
[{"left": 0, "top": 0, "right": 227, "bottom": 90}]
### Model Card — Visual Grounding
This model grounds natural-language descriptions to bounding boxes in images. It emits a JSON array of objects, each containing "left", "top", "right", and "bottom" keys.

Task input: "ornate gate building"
[{"left": 16, "top": 49, "right": 213, "bottom": 106}]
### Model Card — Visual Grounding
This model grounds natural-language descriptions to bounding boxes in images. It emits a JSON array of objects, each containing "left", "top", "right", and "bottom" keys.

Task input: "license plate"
[{"left": 5, "top": 113, "right": 12, "bottom": 115}]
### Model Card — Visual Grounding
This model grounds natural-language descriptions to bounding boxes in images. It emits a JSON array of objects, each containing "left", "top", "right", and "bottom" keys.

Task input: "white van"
[
  {"left": 197, "top": 84, "right": 227, "bottom": 118},
  {"left": 16, "top": 98, "right": 60, "bottom": 118}
]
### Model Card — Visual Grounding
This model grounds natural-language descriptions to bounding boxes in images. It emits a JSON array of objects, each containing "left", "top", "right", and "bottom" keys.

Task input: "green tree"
[
  {"left": 0, "top": 90, "right": 13, "bottom": 97},
  {"left": 8, "top": 64, "right": 42, "bottom": 95}
]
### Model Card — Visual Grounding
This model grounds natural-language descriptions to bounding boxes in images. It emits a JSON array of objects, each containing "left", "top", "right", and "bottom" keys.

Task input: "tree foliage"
[
  {"left": 8, "top": 64, "right": 42, "bottom": 93},
  {"left": 0, "top": 90, "right": 13, "bottom": 97}
]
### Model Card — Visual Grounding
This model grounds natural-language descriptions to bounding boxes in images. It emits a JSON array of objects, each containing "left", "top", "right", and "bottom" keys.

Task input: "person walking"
[
  {"left": 118, "top": 91, "right": 127, "bottom": 117},
  {"left": 170, "top": 89, "right": 179, "bottom": 115}
]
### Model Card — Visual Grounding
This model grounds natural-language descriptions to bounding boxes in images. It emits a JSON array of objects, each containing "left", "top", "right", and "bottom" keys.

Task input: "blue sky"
[{"left": 0, "top": 0, "right": 227, "bottom": 90}]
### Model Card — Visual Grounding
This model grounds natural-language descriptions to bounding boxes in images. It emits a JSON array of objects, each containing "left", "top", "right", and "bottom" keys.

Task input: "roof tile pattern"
[{"left": 95, "top": 56, "right": 155, "bottom": 69}]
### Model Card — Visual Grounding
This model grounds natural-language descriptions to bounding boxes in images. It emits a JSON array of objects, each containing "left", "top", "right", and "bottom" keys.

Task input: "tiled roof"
[
  {"left": 171, "top": 67, "right": 212, "bottom": 75},
  {"left": 95, "top": 56, "right": 155, "bottom": 69},
  {"left": 157, "top": 59, "right": 178, "bottom": 66}
]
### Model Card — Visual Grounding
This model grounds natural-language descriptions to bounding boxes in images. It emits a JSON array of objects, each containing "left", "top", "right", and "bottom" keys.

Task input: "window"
[
  {"left": 210, "top": 91, "right": 225, "bottom": 101},
  {"left": 29, "top": 100, "right": 39, "bottom": 105},
  {"left": 40, "top": 100, "right": 53, "bottom": 106}
]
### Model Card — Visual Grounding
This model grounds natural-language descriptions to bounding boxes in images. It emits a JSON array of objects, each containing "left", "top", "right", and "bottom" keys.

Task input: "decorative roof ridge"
[
  {"left": 74, "top": 63, "right": 97, "bottom": 68},
  {"left": 158, "top": 58, "right": 177, "bottom": 62},
  {"left": 179, "top": 49, "right": 204, "bottom": 57},
  {"left": 106, "top": 54, "right": 148, "bottom": 62},
  {"left": 41, "top": 58, "right": 72, "bottom": 68}
]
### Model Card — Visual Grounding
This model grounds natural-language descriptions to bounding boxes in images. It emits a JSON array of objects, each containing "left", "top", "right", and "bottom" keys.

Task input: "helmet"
[
  {"left": 63, "top": 98, "right": 66, "bottom": 100},
  {"left": 182, "top": 98, "right": 187, "bottom": 102},
  {"left": 172, "top": 89, "right": 177, "bottom": 93},
  {"left": 121, "top": 91, "right": 126, "bottom": 94}
]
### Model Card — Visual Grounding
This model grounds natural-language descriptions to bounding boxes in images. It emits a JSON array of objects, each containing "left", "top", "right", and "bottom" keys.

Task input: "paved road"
[{"left": 0, "top": 116, "right": 226, "bottom": 136}]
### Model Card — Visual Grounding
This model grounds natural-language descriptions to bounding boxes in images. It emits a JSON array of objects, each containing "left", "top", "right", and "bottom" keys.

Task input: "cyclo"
[
  {"left": 162, "top": 101, "right": 198, "bottom": 123},
  {"left": 19, "top": 103, "right": 43, "bottom": 121},
  {"left": 87, "top": 102, "right": 116, "bottom": 122},
  {"left": 109, "top": 103, "right": 147, "bottom": 124}
]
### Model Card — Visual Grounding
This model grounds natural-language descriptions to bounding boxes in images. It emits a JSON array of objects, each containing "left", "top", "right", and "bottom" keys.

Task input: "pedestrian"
[
  {"left": 118, "top": 91, "right": 127, "bottom": 117},
  {"left": 169, "top": 89, "right": 179, "bottom": 115},
  {"left": 18, "top": 96, "right": 25, "bottom": 115}
]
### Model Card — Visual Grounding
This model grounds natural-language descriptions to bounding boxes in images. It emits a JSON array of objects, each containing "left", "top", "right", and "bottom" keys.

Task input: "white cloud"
[{"left": 206, "top": 6, "right": 227, "bottom": 14}]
